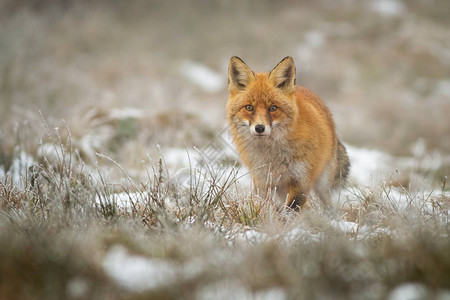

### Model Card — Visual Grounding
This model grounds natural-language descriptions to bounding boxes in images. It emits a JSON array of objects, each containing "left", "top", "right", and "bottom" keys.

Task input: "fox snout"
[
  {"left": 250, "top": 123, "right": 271, "bottom": 136},
  {"left": 255, "top": 124, "right": 265, "bottom": 133}
]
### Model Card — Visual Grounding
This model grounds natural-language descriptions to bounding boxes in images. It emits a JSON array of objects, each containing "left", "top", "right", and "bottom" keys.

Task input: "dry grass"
[
  {"left": 0, "top": 125, "right": 449, "bottom": 299},
  {"left": 1, "top": 1, "right": 450, "bottom": 299}
]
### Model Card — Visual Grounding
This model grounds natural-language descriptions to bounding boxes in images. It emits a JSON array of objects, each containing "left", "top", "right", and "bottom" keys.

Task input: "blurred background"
[{"left": 1, "top": 0, "right": 449, "bottom": 180}]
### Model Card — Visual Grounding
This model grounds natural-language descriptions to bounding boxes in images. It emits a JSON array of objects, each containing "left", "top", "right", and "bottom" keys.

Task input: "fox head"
[{"left": 226, "top": 56, "right": 298, "bottom": 139}]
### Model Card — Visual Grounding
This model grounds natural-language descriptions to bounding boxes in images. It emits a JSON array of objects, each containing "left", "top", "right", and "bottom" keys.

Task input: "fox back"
[{"left": 226, "top": 56, "right": 350, "bottom": 210}]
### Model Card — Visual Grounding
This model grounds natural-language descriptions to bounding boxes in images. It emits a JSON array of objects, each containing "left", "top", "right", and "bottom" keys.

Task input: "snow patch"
[
  {"left": 198, "top": 282, "right": 287, "bottom": 300},
  {"left": 282, "top": 226, "right": 321, "bottom": 243},
  {"left": 180, "top": 61, "right": 224, "bottom": 93},
  {"left": 304, "top": 30, "right": 326, "bottom": 49},
  {"left": 369, "top": 0, "right": 405, "bottom": 17},
  {"left": 387, "top": 283, "right": 427, "bottom": 300},
  {"left": 296, "top": 30, "right": 326, "bottom": 69},
  {"left": 163, "top": 147, "right": 199, "bottom": 170},
  {"left": 103, "top": 245, "right": 178, "bottom": 292},
  {"left": 241, "top": 229, "right": 268, "bottom": 244},
  {"left": 96, "top": 192, "right": 145, "bottom": 209},
  {"left": 435, "top": 80, "right": 450, "bottom": 98},
  {"left": 2, "top": 151, "right": 36, "bottom": 187},
  {"left": 109, "top": 107, "right": 143, "bottom": 120},
  {"left": 66, "top": 277, "right": 89, "bottom": 298},
  {"left": 346, "top": 145, "right": 391, "bottom": 186},
  {"left": 330, "top": 220, "right": 360, "bottom": 233}
]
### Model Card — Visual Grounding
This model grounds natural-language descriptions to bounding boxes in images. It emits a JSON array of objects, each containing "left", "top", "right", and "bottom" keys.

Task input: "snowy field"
[
  {"left": 2, "top": 117, "right": 448, "bottom": 299},
  {"left": 1, "top": 1, "right": 449, "bottom": 299},
  {"left": 94, "top": 139, "right": 450, "bottom": 299}
]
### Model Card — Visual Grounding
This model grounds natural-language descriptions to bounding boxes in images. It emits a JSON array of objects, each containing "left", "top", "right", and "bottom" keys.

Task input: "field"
[{"left": 1, "top": 1, "right": 449, "bottom": 299}]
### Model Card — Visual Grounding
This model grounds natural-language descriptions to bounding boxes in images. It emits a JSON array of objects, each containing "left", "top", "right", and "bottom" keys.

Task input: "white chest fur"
[{"left": 240, "top": 130, "right": 307, "bottom": 187}]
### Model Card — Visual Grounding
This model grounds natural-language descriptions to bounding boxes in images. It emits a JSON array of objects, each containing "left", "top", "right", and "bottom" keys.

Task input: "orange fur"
[{"left": 226, "top": 56, "right": 350, "bottom": 210}]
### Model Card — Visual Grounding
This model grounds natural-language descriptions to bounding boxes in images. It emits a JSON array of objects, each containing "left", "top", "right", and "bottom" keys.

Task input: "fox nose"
[{"left": 255, "top": 124, "right": 265, "bottom": 134}]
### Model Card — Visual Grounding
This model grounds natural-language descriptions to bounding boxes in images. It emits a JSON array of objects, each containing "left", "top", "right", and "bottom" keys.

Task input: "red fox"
[{"left": 226, "top": 56, "right": 350, "bottom": 210}]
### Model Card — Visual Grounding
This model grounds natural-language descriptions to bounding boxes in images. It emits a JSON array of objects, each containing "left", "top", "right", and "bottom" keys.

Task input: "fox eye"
[
  {"left": 245, "top": 105, "right": 254, "bottom": 111},
  {"left": 269, "top": 105, "right": 278, "bottom": 112}
]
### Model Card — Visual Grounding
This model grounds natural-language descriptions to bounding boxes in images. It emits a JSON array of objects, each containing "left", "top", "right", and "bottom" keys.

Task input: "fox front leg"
[{"left": 285, "top": 184, "right": 310, "bottom": 211}]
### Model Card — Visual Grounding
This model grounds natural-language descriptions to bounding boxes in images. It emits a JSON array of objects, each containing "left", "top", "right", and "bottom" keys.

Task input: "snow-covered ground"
[
  {"left": 104, "top": 244, "right": 287, "bottom": 299},
  {"left": 369, "top": 0, "right": 405, "bottom": 17},
  {"left": 2, "top": 3, "right": 450, "bottom": 298},
  {"left": 0, "top": 65, "right": 447, "bottom": 296},
  {"left": 103, "top": 245, "right": 179, "bottom": 292},
  {"left": 95, "top": 142, "right": 449, "bottom": 295},
  {"left": 179, "top": 61, "right": 224, "bottom": 93}
]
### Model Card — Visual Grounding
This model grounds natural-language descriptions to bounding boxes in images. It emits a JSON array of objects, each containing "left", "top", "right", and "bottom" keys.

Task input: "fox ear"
[
  {"left": 228, "top": 56, "right": 255, "bottom": 94},
  {"left": 269, "top": 56, "right": 296, "bottom": 93}
]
